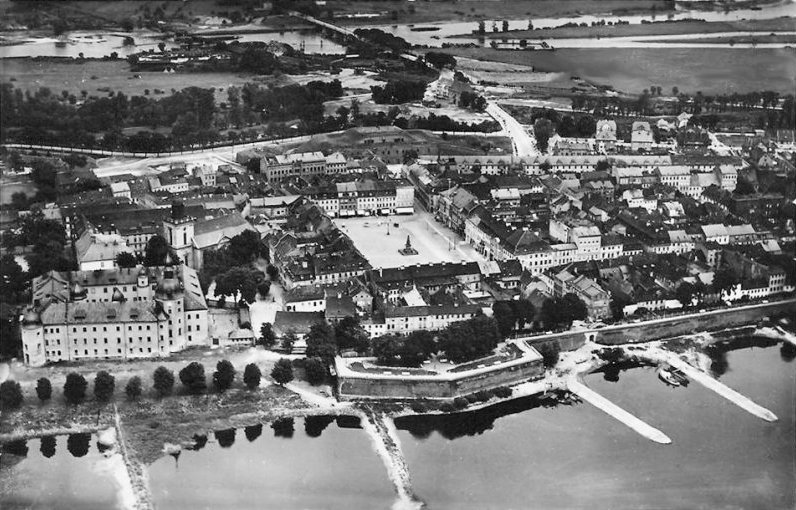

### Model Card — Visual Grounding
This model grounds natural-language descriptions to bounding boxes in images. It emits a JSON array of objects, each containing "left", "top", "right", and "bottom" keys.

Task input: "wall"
[{"left": 337, "top": 357, "right": 543, "bottom": 401}]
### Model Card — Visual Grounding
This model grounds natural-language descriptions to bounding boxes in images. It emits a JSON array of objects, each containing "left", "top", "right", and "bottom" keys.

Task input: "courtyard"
[{"left": 334, "top": 210, "right": 487, "bottom": 269}]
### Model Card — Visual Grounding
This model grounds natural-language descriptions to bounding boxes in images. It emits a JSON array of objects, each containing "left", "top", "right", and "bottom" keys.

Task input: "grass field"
[
  {"left": 332, "top": 0, "right": 671, "bottom": 25},
  {"left": 334, "top": 212, "right": 486, "bottom": 269},
  {"left": 1, "top": 59, "right": 290, "bottom": 101},
  {"left": 439, "top": 47, "right": 796, "bottom": 95}
]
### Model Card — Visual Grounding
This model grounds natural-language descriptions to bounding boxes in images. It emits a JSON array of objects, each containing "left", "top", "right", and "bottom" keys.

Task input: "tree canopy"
[
  {"left": 271, "top": 358, "right": 294, "bottom": 385},
  {"left": 437, "top": 315, "right": 501, "bottom": 363}
]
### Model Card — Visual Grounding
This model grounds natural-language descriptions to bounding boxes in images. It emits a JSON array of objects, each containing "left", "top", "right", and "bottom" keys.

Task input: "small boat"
[
  {"left": 657, "top": 365, "right": 688, "bottom": 387},
  {"left": 410, "top": 26, "right": 441, "bottom": 32}
]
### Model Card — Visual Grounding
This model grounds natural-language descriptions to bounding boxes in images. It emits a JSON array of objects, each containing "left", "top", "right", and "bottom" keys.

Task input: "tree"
[
  {"left": 510, "top": 299, "right": 535, "bottom": 330},
  {"left": 0, "top": 380, "right": 23, "bottom": 410},
  {"left": 259, "top": 322, "right": 277, "bottom": 349},
  {"left": 561, "top": 293, "right": 588, "bottom": 323},
  {"left": 502, "top": 20, "right": 509, "bottom": 32},
  {"left": 536, "top": 341, "right": 561, "bottom": 368},
  {"left": 36, "top": 377, "right": 52, "bottom": 402},
  {"left": 143, "top": 234, "right": 170, "bottom": 267},
  {"left": 244, "top": 423, "right": 263, "bottom": 442},
  {"left": 271, "top": 358, "right": 294, "bottom": 385},
  {"left": 675, "top": 282, "right": 695, "bottom": 308},
  {"left": 437, "top": 315, "right": 501, "bottom": 363},
  {"left": 180, "top": 362, "right": 207, "bottom": 394},
  {"left": 243, "top": 363, "right": 262, "bottom": 390},
  {"left": 94, "top": 371, "right": 115, "bottom": 402},
  {"left": 334, "top": 316, "right": 369, "bottom": 353},
  {"left": 304, "top": 357, "right": 327, "bottom": 385},
  {"left": 282, "top": 329, "right": 298, "bottom": 353},
  {"left": 492, "top": 301, "right": 517, "bottom": 337},
  {"left": 63, "top": 372, "right": 88, "bottom": 404},
  {"left": 213, "top": 360, "right": 235, "bottom": 392},
  {"left": 306, "top": 321, "right": 337, "bottom": 361},
  {"left": 424, "top": 52, "right": 456, "bottom": 69},
  {"left": 116, "top": 252, "right": 138, "bottom": 268},
  {"left": 533, "top": 118, "right": 554, "bottom": 153},
  {"left": 153, "top": 366, "right": 175, "bottom": 397},
  {"left": 125, "top": 376, "right": 142, "bottom": 400},
  {"left": 477, "top": 20, "right": 486, "bottom": 34},
  {"left": 257, "top": 281, "right": 270, "bottom": 299},
  {"left": 0, "top": 254, "right": 27, "bottom": 304},
  {"left": 713, "top": 267, "right": 739, "bottom": 295}
]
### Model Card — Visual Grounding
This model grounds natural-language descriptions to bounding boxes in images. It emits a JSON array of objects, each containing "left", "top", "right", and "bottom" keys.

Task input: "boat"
[
  {"left": 657, "top": 365, "right": 689, "bottom": 387},
  {"left": 410, "top": 26, "right": 441, "bottom": 32}
]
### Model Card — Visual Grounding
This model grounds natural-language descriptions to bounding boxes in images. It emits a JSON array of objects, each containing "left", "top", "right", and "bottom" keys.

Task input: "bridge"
[{"left": 290, "top": 11, "right": 420, "bottom": 62}]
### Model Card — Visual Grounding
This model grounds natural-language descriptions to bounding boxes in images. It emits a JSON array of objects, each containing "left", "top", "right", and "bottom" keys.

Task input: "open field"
[
  {"left": 476, "top": 17, "right": 796, "bottom": 39},
  {"left": 0, "top": 175, "right": 36, "bottom": 205},
  {"left": 0, "top": 59, "right": 291, "bottom": 102},
  {"left": 334, "top": 211, "right": 486, "bottom": 269},
  {"left": 438, "top": 47, "right": 796, "bottom": 95},
  {"left": 332, "top": 0, "right": 672, "bottom": 25}
]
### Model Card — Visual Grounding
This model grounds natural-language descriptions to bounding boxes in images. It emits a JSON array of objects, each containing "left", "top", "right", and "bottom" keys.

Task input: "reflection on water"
[
  {"left": 396, "top": 391, "right": 571, "bottom": 440},
  {"left": 0, "top": 434, "right": 123, "bottom": 510},
  {"left": 148, "top": 416, "right": 393, "bottom": 510}
]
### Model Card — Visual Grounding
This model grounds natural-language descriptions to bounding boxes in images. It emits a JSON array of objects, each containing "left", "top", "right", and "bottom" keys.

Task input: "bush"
[
  {"left": 474, "top": 390, "right": 492, "bottom": 402},
  {"left": 94, "top": 371, "right": 115, "bottom": 402},
  {"left": 36, "top": 377, "right": 52, "bottom": 402},
  {"left": 453, "top": 397, "right": 469, "bottom": 409},
  {"left": 125, "top": 376, "right": 143, "bottom": 400},
  {"left": 180, "top": 362, "right": 207, "bottom": 394},
  {"left": 439, "top": 402, "right": 456, "bottom": 413},
  {"left": 153, "top": 366, "right": 175, "bottom": 397},
  {"left": 243, "top": 363, "right": 261, "bottom": 390},
  {"left": 270, "top": 358, "right": 294, "bottom": 386},
  {"left": 213, "top": 360, "right": 235, "bottom": 392},
  {"left": 410, "top": 401, "right": 427, "bottom": 413},
  {"left": 303, "top": 357, "right": 327, "bottom": 386},
  {"left": 493, "top": 386, "right": 513, "bottom": 399},
  {"left": 64, "top": 373, "right": 88, "bottom": 404},
  {"left": 0, "top": 380, "right": 23, "bottom": 410},
  {"left": 465, "top": 393, "right": 479, "bottom": 404}
]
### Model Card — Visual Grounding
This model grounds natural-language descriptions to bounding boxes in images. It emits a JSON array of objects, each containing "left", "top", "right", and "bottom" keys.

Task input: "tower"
[
  {"left": 162, "top": 201, "right": 195, "bottom": 267},
  {"left": 155, "top": 254, "right": 187, "bottom": 354},
  {"left": 21, "top": 308, "right": 46, "bottom": 366}
]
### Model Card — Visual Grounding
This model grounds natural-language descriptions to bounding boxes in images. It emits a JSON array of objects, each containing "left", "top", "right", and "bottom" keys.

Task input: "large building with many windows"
[{"left": 20, "top": 257, "right": 209, "bottom": 366}]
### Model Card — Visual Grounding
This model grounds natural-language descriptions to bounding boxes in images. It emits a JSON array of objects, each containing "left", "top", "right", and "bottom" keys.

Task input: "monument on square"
[{"left": 399, "top": 234, "right": 418, "bottom": 256}]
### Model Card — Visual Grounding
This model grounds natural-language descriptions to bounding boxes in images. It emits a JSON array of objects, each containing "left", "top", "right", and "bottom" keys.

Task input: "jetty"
[
  {"left": 359, "top": 408, "right": 422, "bottom": 510},
  {"left": 656, "top": 353, "right": 778, "bottom": 422},
  {"left": 567, "top": 377, "right": 671, "bottom": 444}
]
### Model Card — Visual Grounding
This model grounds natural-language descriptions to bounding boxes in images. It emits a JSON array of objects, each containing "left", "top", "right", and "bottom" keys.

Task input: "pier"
[
  {"left": 655, "top": 352, "right": 778, "bottom": 422},
  {"left": 359, "top": 408, "right": 422, "bottom": 509},
  {"left": 566, "top": 377, "right": 672, "bottom": 444}
]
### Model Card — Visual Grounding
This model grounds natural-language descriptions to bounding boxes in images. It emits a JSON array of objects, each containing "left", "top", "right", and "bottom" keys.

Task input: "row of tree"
[{"left": 0, "top": 360, "right": 270, "bottom": 410}]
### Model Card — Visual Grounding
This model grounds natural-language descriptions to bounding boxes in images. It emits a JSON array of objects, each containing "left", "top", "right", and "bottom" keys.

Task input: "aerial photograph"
[{"left": 0, "top": 0, "right": 794, "bottom": 508}]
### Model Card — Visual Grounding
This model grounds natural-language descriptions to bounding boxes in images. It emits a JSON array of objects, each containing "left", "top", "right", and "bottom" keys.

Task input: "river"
[
  {"left": 377, "top": 1, "right": 796, "bottom": 47},
  {"left": 0, "top": 433, "right": 131, "bottom": 509},
  {"left": 0, "top": 29, "right": 345, "bottom": 59},
  {"left": 147, "top": 416, "right": 395, "bottom": 509},
  {"left": 395, "top": 341, "right": 795, "bottom": 510},
  {"left": 1, "top": 341, "right": 792, "bottom": 509}
]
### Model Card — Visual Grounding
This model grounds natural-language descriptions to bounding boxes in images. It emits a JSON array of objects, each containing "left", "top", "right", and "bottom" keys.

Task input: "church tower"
[
  {"left": 162, "top": 201, "right": 195, "bottom": 267},
  {"left": 155, "top": 253, "right": 187, "bottom": 354}
]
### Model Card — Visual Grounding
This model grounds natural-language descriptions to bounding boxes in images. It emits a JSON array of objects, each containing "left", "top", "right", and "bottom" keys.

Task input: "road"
[{"left": 485, "top": 102, "right": 539, "bottom": 157}]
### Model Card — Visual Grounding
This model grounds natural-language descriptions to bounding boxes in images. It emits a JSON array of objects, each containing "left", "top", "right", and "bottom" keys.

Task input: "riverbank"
[
  {"left": 334, "top": 0, "right": 673, "bottom": 26},
  {"left": 470, "top": 17, "right": 796, "bottom": 40}
]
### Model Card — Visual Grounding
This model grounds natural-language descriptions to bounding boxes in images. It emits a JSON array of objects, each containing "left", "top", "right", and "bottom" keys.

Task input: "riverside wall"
[
  {"left": 337, "top": 356, "right": 544, "bottom": 401},
  {"left": 521, "top": 299, "right": 796, "bottom": 350}
]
